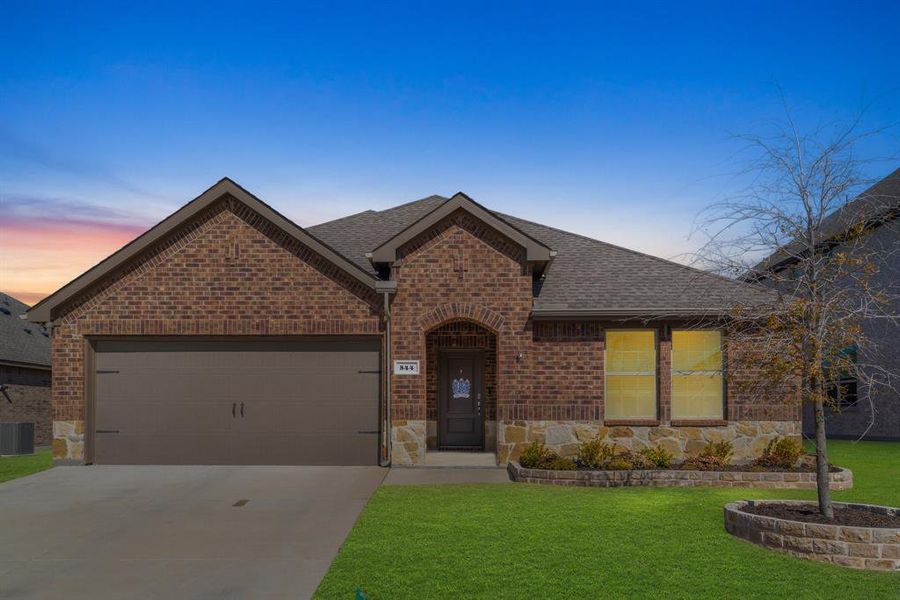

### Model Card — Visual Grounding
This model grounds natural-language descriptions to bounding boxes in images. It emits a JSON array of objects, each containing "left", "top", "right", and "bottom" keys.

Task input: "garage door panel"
[{"left": 93, "top": 338, "right": 380, "bottom": 465}]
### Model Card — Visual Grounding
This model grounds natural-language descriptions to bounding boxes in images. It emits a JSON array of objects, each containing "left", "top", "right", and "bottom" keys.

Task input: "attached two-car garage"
[{"left": 91, "top": 338, "right": 381, "bottom": 465}]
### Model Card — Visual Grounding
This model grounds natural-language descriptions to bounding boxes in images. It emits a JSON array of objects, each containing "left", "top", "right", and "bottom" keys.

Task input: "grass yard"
[
  {"left": 0, "top": 448, "right": 53, "bottom": 484},
  {"left": 315, "top": 441, "right": 900, "bottom": 599}
]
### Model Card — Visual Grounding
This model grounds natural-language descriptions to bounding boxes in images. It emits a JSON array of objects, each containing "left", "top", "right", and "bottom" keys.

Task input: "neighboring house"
[
  {"left": 27, "top": 178, "right": 798, "bottom": 466},
  {"left": 747, "top": 168, "right": 900, "bottom": 441},
  {"left": 0, "top": 292, "right": 52, "bottom": 446}
]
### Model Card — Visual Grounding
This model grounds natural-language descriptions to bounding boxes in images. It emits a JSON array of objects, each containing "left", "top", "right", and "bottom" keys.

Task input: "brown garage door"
[{"left": 92, "top": 338, "right": 380, "bottom": 465}]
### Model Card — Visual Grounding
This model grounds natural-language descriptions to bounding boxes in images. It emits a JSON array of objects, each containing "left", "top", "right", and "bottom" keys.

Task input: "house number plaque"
[{"left": 393, "top": 360, "right": 420, "bottom": 375}]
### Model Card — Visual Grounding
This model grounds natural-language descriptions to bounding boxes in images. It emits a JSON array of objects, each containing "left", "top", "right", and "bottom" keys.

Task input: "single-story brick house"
[
  {"left": 1, "top": 292, "right": 52, "bottom": 447},
  {"left": 27, "top": 178, "right": 799, "bottom": 466}
]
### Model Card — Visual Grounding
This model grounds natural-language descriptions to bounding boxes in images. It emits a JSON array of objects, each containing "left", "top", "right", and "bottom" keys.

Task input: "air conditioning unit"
[{"left": 0, "top": 422, "right": 35, "bottom": 455}]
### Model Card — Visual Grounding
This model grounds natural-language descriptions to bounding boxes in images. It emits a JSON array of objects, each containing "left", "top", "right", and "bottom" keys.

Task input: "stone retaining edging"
[
  {"left": 724, "top": 500, "right": 900, "bottom": 571},
  {"left": 506, "top": 462, "right": 853, "bottom": 490}
]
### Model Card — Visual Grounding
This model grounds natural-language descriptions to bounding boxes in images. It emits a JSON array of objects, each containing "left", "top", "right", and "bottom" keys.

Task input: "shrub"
[
  {"left": 605, "top": 456, "right": 634, "bottom": 470},
  {"left": 754, "top": 437, "right": 802, "bottom": 469},
  {"left": 547, "top": 456, "right": 577, "bottom": 470},
  {"left": 576, "top": 438, "right": 617, "bottom": 469},
  {"left": 519, "top": 441, "right": 553, "bottom": 469},
  {"left": 519, "top": 441, "right": 577, "bottom": 470},
  {"left": 639, "top": 444, "right": 674, "bottom": 468},
  {"left": 682, "top": 440, "right": 734, "bottom": 471}
]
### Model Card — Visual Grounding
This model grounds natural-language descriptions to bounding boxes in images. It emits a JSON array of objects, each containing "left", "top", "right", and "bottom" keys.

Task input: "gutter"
[
  {"left": 380, "top": 289, "right": 393, "bottom": 467},
  {"left": 530, "top": 308, "right": 733, "bottom": 319}
]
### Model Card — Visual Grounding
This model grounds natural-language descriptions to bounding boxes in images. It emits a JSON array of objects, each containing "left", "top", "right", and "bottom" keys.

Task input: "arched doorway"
[{"left": 425, "top": 320, "right": 498, "bottom": 452}]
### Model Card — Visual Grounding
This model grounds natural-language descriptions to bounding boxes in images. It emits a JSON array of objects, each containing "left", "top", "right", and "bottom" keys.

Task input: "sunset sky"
[{"left": 2, "top": 1, "right": 899, "bottom": 306}]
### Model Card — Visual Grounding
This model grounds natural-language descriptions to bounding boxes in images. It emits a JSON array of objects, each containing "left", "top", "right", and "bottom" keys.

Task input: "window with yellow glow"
[
  {"left": 605, "top": 330, "right": 657, "bottom": 419},
  {"left": 671, "top": 330, "right": 724, "bottom": 420}
]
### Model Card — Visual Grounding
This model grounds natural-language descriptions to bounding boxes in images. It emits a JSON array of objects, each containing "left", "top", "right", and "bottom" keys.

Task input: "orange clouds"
[{"left": 0, "top": 215, "right": 146, "bottom": 305}]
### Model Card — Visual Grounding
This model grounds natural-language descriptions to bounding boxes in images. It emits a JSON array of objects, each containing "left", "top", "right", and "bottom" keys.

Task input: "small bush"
[
  {"left": 755, "top": 437, "right": 802, "bottom": 469},
  {"left": 605, "top": 456, "right": 634, "bottom": 470},
  {"left": 639, "top": 444, "right": 674, "bottom": 468},
  {"left": 519, "top": 441, "right": 553, "bottom": 469},
  {"left": 682, "top": 454, "right": 728, "bottom": 471},
  {"left": 683, "top": 440, "right": 734, "bottom": 471},
  {"left": 547, "top": 456, "right": 577, "bottom": 470},
  {"left": 576, "top": 438, "right": 617, "bottom": 469}
]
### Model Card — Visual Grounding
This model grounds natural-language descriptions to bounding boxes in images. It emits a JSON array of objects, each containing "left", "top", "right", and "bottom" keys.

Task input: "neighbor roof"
[
  {"left": 749, "top": 167, "right": 900, "bottom": 277},
  {"left": 309, "top": 195, "right": 776, "bottom": 316},
  {"left": 0, "top": 293, "right": 51, "bottom": 369}
]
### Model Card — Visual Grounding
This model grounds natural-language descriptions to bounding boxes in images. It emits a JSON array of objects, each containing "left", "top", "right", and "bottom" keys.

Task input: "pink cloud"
[{"left": 0, "top": 209, "right": 149, "bottom": 303}]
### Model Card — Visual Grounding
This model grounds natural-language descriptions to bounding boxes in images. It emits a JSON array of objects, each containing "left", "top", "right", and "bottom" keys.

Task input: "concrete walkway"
[
  {"left": 383, "top": 467, "right": 511, "bottom": 486},
  {"left": 0, "top": 465, "right": 386, "bottom": 599}
]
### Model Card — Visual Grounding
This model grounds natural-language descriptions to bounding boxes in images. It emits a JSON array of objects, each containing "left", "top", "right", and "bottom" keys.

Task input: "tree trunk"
[{"left": 812, "top": 397, "right": 834, "bottom": 519}]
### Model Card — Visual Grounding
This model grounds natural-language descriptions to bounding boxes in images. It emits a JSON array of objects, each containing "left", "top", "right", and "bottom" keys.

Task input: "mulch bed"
[
  {"left": 566, "top": 461, "right": 841, "bottom": 473},
  {"left": 741, "top": 503, "right": 900, "bottom": 528},
  {"left": 672, "top": 463, "right": 842, "bottom": 473}
]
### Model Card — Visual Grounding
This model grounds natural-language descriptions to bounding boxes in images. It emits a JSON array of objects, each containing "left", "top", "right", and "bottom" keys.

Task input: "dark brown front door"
[
  {"left": 92, "top": 338, "right": 380, "bottom": 465},
  {"left": 438, "top": 350, "right": 483, "bottom": 449}
]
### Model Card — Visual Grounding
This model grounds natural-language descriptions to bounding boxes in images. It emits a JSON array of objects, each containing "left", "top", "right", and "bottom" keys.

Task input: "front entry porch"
[
  {"left": 425, "top": 320, "right": 498, "bottom": 456},
  {"left": 423, "top": 450, "right": 497, "bottom": 467}
]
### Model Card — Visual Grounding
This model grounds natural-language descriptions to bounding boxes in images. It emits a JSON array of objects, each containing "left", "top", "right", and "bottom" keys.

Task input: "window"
[
  {"left": 671, "top": 330, "right": 724, "bottom": 420},
  {"left": 826, "top": 345, "right": 858, "bottom": 410},
  {"left": 605, "top": 330, "right": 657, "bottom": 419}
]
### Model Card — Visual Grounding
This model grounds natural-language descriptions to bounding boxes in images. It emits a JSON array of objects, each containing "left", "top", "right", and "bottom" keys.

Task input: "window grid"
[{"left": 605, "top": 330, "right": 657, "bottom": 420}]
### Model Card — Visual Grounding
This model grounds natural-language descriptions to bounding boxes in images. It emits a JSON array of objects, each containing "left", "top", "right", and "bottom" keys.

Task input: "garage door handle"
[
  {"left": 96, "top": 429, "right": 120, "bottom": 434},
  {"left": 232, "top": 403, "right": 236, "bottom": 418},
  {"left": 240, "top": 402, "right": 245, "bottom": 418},
  {"left": 358, "top": 370, "right": 381, "bottom": 374},
  {"left": 357, "top": 430, "right": 379, "bottom": 434}
]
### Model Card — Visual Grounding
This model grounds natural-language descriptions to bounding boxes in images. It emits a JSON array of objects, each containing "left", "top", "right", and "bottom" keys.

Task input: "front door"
[{"left": 438, "top": 351, "right": 484, "bottom": 449}]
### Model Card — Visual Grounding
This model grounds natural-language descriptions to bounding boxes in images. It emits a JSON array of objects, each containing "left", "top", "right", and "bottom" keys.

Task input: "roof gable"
[
  {"left": 27, "top": 178, "right": 381, "bottom": 322},
  {"left": 369, "top": 192, "right": 553, "bottom": 264}
]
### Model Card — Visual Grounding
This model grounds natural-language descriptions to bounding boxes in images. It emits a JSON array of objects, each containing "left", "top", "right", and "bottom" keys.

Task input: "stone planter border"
[
  {"left": 724, "top": 500, "right": 900, "bottom": 571},
  {"left": 507, "top": 462, "right": 853, "bottom": 490}
]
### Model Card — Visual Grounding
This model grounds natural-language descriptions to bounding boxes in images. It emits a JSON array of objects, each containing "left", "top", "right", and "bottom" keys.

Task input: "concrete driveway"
[{"left": 0, "top": 465, "right": 386, "bottom": 599}]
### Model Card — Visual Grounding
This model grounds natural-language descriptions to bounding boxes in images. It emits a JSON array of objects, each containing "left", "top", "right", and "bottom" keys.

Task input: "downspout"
[{"left": 381, "top": 290, "right": 392, "bottom": 467}]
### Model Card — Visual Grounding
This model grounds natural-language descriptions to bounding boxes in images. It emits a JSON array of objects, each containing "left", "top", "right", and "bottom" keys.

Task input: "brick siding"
[{"left": 0, "top": 365, "right": 52, "bottom": 446}]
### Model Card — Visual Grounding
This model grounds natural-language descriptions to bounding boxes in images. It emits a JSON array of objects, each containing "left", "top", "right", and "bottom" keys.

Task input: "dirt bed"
[{"left": 741, "top": 503, "right": 900, "bottom": 528}]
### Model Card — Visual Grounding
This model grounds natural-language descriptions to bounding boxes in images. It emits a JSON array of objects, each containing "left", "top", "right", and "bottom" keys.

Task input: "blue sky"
[{"left": 1, "top": 1, "right": 898, "bottom": 302}]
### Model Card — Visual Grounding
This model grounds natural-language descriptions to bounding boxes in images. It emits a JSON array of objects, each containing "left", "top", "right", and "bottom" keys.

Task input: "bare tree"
[{"left": 694, "top": 107, "right": 898, "bottom": 518}]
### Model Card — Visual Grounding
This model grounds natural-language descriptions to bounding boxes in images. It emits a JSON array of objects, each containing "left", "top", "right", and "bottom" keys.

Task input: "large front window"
[
  {"left": 671, "top": 330, "right": 724, "bottom": 420},
  {"left": 605, "top": 330, "right": 657, "bottom": 419}
]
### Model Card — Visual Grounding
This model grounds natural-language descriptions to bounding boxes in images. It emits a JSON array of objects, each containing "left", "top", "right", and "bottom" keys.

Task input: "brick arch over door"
[{"left": 419, "top": 303, "right": 506, "bottom": 335}]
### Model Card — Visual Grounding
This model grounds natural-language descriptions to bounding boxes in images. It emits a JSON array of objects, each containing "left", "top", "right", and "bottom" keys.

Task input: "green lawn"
[
  {"left": 0, "top": 448, "right": 53, "bottom": 484},
  {"left": 315, "top": 441, "right": 899, "bottom": 599}
]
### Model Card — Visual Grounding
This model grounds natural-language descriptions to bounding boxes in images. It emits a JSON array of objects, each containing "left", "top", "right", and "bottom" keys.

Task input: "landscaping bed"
[
  {"left": 508, "top": 461, "right": 853, "bottom": 489},
  {"left": 741, "top": 501, "right": 900, "bottom": 528},
  {"left": 725, "top": 500, "right": 900, "bottom": 571},
  {"left": 508, "top": 436, "right": 852, "bottom": 489}
]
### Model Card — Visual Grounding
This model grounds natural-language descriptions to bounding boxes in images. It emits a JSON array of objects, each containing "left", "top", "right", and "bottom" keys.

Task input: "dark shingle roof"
[
  {"left": 308, "top": 195, "right": 447, "bottom": 274},
  {"left": 752, "top": 167, "right": 900, "bottom": 275},
  {"left": 0, "top": 293, "right": 51, "bottom": 368},
  {"left": 308, "top": 195, "right": 775, "bottom": 315}
]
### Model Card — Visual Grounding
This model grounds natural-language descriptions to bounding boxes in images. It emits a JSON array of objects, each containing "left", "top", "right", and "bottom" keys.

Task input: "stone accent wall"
[
  {"left": 0, "top": 365, "right": 52, "bottom": 446},
  {"left": 49, "top": 196, "right": 382, "bottom": 464},
  {"left": 497, "top": 420, "right": 801, "bottom": 464},
  {"left": 391, "top": 420, "right": 426, "bottom": 465},
  {"left": 509, "top": 462, "right": 853, "bottom": 490},
  {"left": 725, "top": 500, "right": 900, "bottom": 571},
  {"left": 52, "top": 420, "right": 84, "bottom": 463}
]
